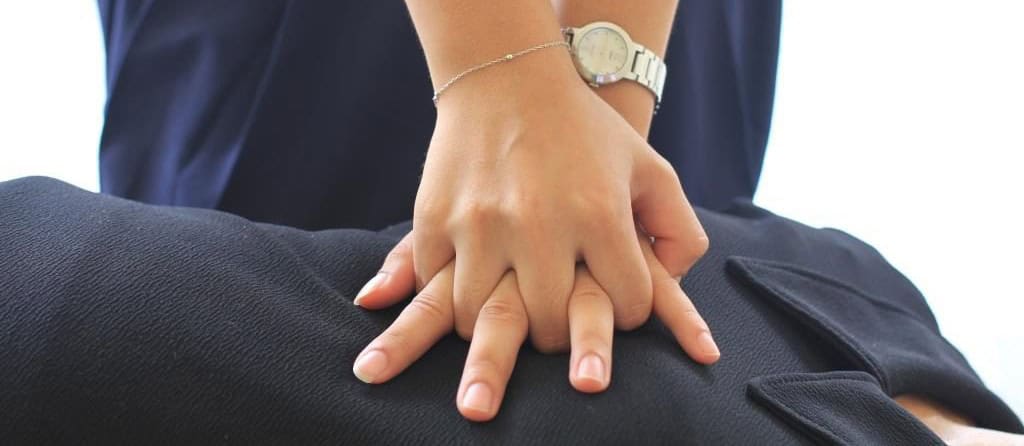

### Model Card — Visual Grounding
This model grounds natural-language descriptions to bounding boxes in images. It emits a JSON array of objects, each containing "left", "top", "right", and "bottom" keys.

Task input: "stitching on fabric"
[
  {"left": 748, "top": 376, "right": 851, "bottom": 444},
  {"left": 735, "top": 255, "right": 980, "bottom": 393},
  {"left": 733, "top": 255, "right": 1024, "bottom": 436},
  {"left": 755, "top": 258, "right": 976, "bottom": 363},
  {"left": 757, "top": 371, "right": 877, "bottom": 387},
  {"left": 747, "top": 256, "right": 927, "bottom": 323},
  {"left": 750, "top": 373, "right": 946, "bottom": 445}
]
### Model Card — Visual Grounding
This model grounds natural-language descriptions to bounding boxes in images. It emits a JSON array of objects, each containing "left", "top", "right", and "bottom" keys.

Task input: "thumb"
[
  {"left": 353, "top": 231, "right": 417, "bottom": 309},
  {"left": 632, "top": 155, "right": 709, "bottom": 277}
]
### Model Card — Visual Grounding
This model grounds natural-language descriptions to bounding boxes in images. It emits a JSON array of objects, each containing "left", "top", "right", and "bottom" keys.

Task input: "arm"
[
  {"left": 551, "top": 0, "right": 679, "bottom": 137},
  {"left": 895, "top": 395, "right": 1024, "bottom": 445}
]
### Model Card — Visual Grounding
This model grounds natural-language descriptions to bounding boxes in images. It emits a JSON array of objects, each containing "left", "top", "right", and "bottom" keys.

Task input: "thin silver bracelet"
[{"left": 431, "top": 40, "right": 570, "bottom": 106}]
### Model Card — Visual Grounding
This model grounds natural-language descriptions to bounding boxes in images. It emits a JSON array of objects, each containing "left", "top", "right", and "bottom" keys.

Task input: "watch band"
[
  {"left": 563, "top": 25, "right": 667, "bottom": 111},
  {"left": 628, "top": 43, "right": 667, "bottom": 106}
]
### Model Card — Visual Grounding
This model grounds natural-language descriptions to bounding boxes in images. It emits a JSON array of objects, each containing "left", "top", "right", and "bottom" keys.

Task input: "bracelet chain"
[{"left": 431, "top": 40, "right": 570, "bottom": 106}]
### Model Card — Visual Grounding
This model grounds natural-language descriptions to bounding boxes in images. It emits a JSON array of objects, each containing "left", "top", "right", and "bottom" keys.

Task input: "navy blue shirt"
[{"left": 97, "top": 0, "right": 781, "bottom": 230}]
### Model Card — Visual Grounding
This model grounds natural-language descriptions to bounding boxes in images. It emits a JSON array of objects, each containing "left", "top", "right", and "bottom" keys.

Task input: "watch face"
[{"left": 577, "top": 26, "right": 630, "bottom": 83}]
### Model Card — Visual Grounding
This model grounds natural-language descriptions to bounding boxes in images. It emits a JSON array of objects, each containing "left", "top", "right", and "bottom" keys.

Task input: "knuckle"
[
  {"left": 575, "top": 193, "right": 620, "bottom": 223},
  {"left": 407, "top": 292, "right": 449, "bottom": 324},
  {"left": 669, "top": 297, "right": 708, "bottom": 331},
  {"left": 501, "top": 198, "right": 541, "bottom": 230},
  {"left": 479, "top": 299, "right": 527, "bottom": 329},
  {"left": 505, "top": 188, "right": 542, "bottom": 214},
  {"left": 463, "top": 357, "right": 502, "bottom": 378},
  {"left": 455, "top": 200, "right": 499, "bottom": 229},
  {"left": 652, "top": 156, "right": 681, "bottom": 184},
  {"left": 682, "top": 307, "right": 701, "bottom": 319},
  {"left": 378, "top": 328, "right": 413, "bottom": 353},
  {"left": 571, "top": 285, "right": 606, "bottom": 304}
]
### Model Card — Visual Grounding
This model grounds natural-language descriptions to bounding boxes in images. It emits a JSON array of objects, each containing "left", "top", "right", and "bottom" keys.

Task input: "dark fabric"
[
  {"left": 95, "top": 0, "right": 781, "bottom": 230},
  {"left": 729, "top": 256, "right": 1024, "bottom": 433},
  {"left": 1, "top": 177, "right": 1019, "bottom": 445},
  {"left": 747, "top": 372, "right": 945, "bottom": 445}
]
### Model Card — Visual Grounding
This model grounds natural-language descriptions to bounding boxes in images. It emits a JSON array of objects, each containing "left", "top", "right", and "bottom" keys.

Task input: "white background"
[{"left": 1, "top": 1, "right": 1021, "bottom": 416}]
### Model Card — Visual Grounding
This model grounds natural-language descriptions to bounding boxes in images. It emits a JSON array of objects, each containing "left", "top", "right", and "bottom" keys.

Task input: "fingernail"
[
  {"left": 354, "top": 273, "right": 388, "bottom": 306},
  {"left": 462, "top": 382, "right": 493, "bottom": 413},
  {"left": 697, "top": 332, "right": 720, "bottom": 358},
  {"left": 353, "top": 349, "right": 388, "bottom": 383},
  {"left": 577, "top": 353, "right": 605, "bottom": 384}
]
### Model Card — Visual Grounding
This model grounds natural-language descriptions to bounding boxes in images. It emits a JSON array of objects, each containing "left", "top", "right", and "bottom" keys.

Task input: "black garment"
[
  {"left": 1, "top": 177, "right": 1019, "bottom": 444},
  {"left": 96, "top": 0, "right": 781, "bottom": 230}
]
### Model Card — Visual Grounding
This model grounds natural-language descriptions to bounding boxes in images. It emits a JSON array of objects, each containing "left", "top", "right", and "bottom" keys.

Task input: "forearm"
[
  {"left": 551, "top": 0, "right": 679, "bottom": 137},
  {"left": 895, "top": 395, "right": 1024, "bottom": 445}
]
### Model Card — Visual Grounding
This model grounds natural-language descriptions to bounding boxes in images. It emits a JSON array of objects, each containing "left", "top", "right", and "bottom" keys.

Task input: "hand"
[
  {"left": 352, "top": 51, "right": 717, "bottom": 422},
  {"left": 353, "top": 231, "right": 720, "bottom": 421},
  {"left": 408, "top": 51, "right": 709, "bottom": 354}
]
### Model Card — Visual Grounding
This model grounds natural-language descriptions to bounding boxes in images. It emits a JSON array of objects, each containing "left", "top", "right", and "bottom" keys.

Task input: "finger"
[
  {"left": 567, "top": 265, "right": 615, "bottom": 393},
  {"left": 639, "top": 234, "right": 720, "bottom": 364},
  {"left": 452, "top": 233, "right": 509, "bottom": 341},
  {"left": 452, "top": 249, "right": 507, "bottom": 339},
  {"left": 580, "top": 212, "right": 653, "bottom": 331},
  {"left": 352, "top": 262, "right": 456, "bottom": 384},
  {"left": 412, "top": 209, "right": 455, "bottom": 292},
  {"left": 632, "top": 153, "right": 709, "bottom": 278},
  {"left": 512, "top": 245, "right": 575, "bottom": 354},
  {"left": 457, "top": 272, "right": 529, "bottom": 422},
  {"left": 354, "top": 232, "right": 417, "bottom": 309}
]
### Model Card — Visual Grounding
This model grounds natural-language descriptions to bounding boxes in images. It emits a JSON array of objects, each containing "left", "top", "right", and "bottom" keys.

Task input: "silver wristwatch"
[{"left": 563, "top": 21, "right": 667, "bottom": 110}]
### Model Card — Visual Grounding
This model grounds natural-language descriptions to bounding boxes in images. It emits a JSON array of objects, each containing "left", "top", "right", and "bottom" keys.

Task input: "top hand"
[{"left": 411, "top": 49, "right": 708, "bottom": 353}]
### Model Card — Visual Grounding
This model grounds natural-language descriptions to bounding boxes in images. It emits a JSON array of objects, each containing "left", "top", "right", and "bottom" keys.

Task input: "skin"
[
  {"left": 354, "top": 234, "right": 718, "bottom": 421},
  {"left": 352, "top": 0, "right": 718, "bottom": 422},
  {"left": 894, "top": 395, "right": 1024, "bottom": 445}
]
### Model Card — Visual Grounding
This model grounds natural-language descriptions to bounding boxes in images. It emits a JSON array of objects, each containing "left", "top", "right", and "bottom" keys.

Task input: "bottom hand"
[{"left": 352, "top": 231, "right": 719, "bottom": 421}]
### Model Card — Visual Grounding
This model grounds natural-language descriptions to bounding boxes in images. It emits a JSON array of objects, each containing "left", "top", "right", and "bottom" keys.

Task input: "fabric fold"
[
  {"left": 728, "top": 255, "right": 1024, "bottom": 433},
  {"left": 747, "top": 371, "right": 944, "bottom": 445}
]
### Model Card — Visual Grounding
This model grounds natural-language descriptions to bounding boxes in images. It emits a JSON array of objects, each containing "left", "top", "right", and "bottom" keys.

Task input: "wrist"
[
  {"left": 592, "top": 82, "right": 657, "bottom": 139},
  {"left": 434, "top": 43, "right": 585, "bottom": 118}
]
